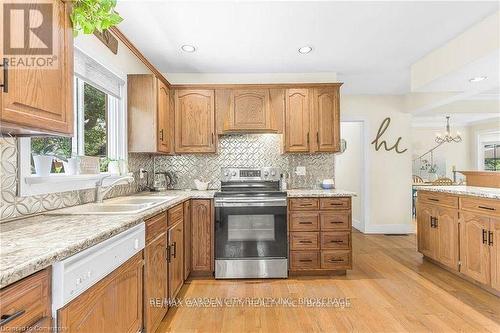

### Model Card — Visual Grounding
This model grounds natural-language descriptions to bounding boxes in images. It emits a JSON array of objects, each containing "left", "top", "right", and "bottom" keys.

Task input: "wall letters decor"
[{"left": 371, "top": 117, "right": 408, "bottom": 154}]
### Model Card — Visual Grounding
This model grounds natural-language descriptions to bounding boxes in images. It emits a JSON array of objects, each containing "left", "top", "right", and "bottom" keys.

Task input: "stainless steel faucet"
[{"left": 95, "top": 175, "right": 135, "bottom": 203}]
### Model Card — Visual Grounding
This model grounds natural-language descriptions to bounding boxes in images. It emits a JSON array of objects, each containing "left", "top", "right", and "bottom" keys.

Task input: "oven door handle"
[{"left": 215, "top": 198, "right": 287, "bottom": 207}]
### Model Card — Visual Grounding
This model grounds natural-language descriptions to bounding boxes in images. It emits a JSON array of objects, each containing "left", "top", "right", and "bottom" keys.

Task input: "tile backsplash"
[
  {"left": 0, "top": 137, "right": 152, "bottom": 222},
  {"left": 155, "top": 134, "right": 335, "bottom": 190},
  {"left": 0, "top": 134, "right": 334, "bottom": 222}
]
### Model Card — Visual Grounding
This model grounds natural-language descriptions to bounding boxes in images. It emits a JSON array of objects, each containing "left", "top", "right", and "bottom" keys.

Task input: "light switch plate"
[{"left": 295, "top": 166, "right": 306, "bottom": 176}]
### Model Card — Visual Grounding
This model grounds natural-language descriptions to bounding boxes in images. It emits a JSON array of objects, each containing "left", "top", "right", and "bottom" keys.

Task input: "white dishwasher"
[{"left": 52, "top": 222, "right": 145, "bottom": 319}]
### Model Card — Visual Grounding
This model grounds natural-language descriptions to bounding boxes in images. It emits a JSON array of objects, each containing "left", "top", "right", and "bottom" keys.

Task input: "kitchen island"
[{"left": 416, "top": 185, "right": 500, "bottom": 295}]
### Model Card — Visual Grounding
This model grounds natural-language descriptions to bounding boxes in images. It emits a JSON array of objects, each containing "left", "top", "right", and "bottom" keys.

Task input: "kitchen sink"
[{"left": 47, "top": 195, "right": 178, "bottom": 215}]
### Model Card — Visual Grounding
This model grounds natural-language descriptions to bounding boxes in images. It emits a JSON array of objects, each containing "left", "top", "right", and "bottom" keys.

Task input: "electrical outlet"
[
  {"left": 295, "top": 166, "right": 306, "bottom": 176},
  {"left": 139, "top": 168, "right": 145, "bottom": 179}
]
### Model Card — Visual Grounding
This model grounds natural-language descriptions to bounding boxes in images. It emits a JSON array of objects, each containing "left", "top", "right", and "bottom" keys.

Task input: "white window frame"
[
  {"left": 18, "top": 77, "right": 128, "bottom": 197},
  {"left": 475, "top": 130, "right": 500, "bottom": 171}
]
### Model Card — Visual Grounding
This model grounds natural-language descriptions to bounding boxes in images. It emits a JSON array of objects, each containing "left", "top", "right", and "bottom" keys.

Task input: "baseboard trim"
[{"left": 352, "top": 219, "right": 363, "bottom": 232}]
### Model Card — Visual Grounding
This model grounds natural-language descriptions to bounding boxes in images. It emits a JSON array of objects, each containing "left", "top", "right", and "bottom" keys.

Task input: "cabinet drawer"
[
  {"left": 289, "top": 198, "right": 319, "bottom": 211},
  {"left": 460, "top": 197, "right": 500, "bottom": 216},
  {"left": 418, "top": 192, "right": 458, "bottom": 208},
  {"left": 290, "top": 251, "right": 320, "bottom": 270},
  {"left": 320, "top": 197, "right": 351, "bottom": 210},
  {"left": 321, "top": 232, "right": 351, "bottom": 249},
  {"left": 0, "top": 269, "right": 51, "bottom": 332},
  {"left": 290, "top": 212, "right": 319, "bottom": 231},
  {"left": 145, "top": 212, "right": 167, "bottom": 244},
  {"left": 320, "top": 212, "right": 351, "bottom": 230},
  {"left": 321, "top": 250, "right": 352, "bottom": 270},
  {"left": 168, "top": 203, "right": 184, "bottom": 226},
  {"left": 290, "top": 232, "right": 319, "bottom": 250}
]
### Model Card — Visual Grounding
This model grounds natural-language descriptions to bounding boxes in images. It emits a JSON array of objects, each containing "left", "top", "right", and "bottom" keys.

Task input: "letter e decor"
[{"left": 371, "top": 117, "right": 408, "bottom": 154}]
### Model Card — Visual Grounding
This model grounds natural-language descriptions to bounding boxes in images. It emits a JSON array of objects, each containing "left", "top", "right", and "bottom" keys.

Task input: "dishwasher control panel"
[{"left": 52, "top": 222, "right": 145, "bottom": 316}]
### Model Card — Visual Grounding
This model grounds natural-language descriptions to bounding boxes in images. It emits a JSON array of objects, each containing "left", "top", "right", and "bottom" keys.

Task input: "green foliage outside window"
[{"left": 84, "top": 83, "right": 107, "bottom": 157}]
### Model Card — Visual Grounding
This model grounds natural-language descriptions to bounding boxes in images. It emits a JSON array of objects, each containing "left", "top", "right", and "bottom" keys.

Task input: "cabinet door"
[
  {"left": 58, "top": 252, "right": 143, "bottom": 333},
  {"left": 168, "top": 221, "right": 184, "bottom": 299},
  {"left": 191, "top": 200, "right": 213, "bottom": 272},
  {"left": 175, "top": 90, "right": 215, "bottom": 153},
  {"left": 490, "top": 218, "right": 500, "bottom": 291},
  {"left": 284, "top": 89, "right": 310, "bottom": 152},
  {"left": 435, "top": 207, "right": 459, "bottom": 270},
  {"left": 157, "top": 80, "right": 172, "bottom": 153},
  {"left": 416, "top": 203, "right": 436, "bottom": 259},
  {"left": 184, "top": 200, "right": 192, "bottom": 280},
  {"left": 1, "top": 0, "right": 73, "bottom": 135},
  {"left": 230, "top": 89, "right": 270, "bottom": 130},
  {"left": 460, "top": 212, "right": 490, "bottom": 285},
  {"left": 313, "top": 87, "right": 340, "bottom": 152},
  {"left": 144, "top": 234, "right": 167, "bottom": 333}
]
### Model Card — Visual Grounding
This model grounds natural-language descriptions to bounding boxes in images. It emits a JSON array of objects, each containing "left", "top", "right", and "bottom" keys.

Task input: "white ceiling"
[{"left": 116, "top": 1, "right": 499, "bottom": 94}]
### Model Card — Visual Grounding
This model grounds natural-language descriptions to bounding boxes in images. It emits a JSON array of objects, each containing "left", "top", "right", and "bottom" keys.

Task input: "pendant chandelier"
[{"left": 435, "top": 116, "right": 461, "bottom": 144}]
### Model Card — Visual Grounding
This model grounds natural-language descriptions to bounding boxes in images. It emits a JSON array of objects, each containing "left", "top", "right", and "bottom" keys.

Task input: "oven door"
[{"left": 215, "top": 200, "right": 287, "bottom": 260}]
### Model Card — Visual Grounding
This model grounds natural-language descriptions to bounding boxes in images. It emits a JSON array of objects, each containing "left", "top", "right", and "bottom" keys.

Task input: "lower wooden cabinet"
[
  {"left": 417, "top": 192, "right": 499, "bottom": 294},
  {"left": 144, "top": 213, "right": 168, "bottom": 333},
  {"left": 0, "top": 269, "right": 51, "bottom": 333},
  {"left": 183, "top": 200, "right": 192, "bottom": 280},
  {"left": 191, "top": 200, "right": 214, "bottom": 274},
  {"left": 288, "top": 197, "right": 352, "bottom": 274},
  {"left": 168, "top": 219, "right": 184, "bottom": 299},
  {"left": 58, "top": 252, "right": 143, "bottom": 333}
]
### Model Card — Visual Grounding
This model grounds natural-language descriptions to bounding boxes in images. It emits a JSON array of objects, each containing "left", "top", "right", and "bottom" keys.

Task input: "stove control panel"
[{"left": 221, "top": 167, "right": 281, "bottom": 182}]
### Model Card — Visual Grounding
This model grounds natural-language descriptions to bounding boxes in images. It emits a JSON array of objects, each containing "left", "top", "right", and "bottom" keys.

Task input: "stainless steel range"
[{"left": 214, "top": 167, "right": 288, "bottom": 279}]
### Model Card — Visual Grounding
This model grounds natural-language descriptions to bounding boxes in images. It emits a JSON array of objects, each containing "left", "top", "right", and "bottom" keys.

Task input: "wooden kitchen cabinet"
[
  {"left": 144, "top": 213, "right": 168, "bottom": 333},
  {"left": 0, "top": 269, "right": 51, "bottom": 333},
  {"left": 416, "top": 202, "right": 436, "bottom": 259},
  {"left": 175, "top": 89, "right": 216, "bottom": 153},
  {"left": 288, "top": 197, "right": 352, "bottom": 274},
  {"left": 491, "top": 218, "right": 500, "bottom": 291},
  {"left": 284, "top": 89, "right": 311, "bottom": 152},
  {"left": 460, "top": 212, "right": 491, "bottom": 285},
  {"left": 0, "top": 0, "right": 73, "bottom": 136},
  {"left": 184, "top": 200, "right": 192, "bottom": 280},
  {"left": 216, "top": 88, "right": 284, "bottom": 133},
  {"left": 191, "top": 199, "right": 214, "bottom": 274},
  {"left": 284, "top": 86, "right": 341, "bottom": 153},
  {"left": 168, "top": 219, "right": 184, "bottom": 299},
  {"left": 128, "top": 74, "right": 174, "bottom": 154},
  {"left": 58, "top": 252, "right": 143, "bottom": 333}
]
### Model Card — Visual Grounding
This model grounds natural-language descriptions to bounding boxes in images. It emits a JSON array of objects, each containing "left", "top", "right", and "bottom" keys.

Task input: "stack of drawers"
[{"left": 288, "top": 197, "right": 352, "bottom": 273}]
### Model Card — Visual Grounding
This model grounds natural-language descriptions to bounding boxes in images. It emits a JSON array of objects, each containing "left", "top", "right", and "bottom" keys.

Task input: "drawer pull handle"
[
  {"left": 329, "top": 203, "right": 344, "bottom": 206},
  {"left": 301, "top": 203, "right": 314, "bottom": 206},
  {"left": 298, "top": 222, "right": 312, "bottom": 224},
  {"left": 299, "top": 240, "right": 313, "bottom": 243},
  {"left": 478, "top": 205, "right": 495, "bottom": 211},
  {"left": 329, "top": 258, "right": 344, "bottom": 262},
  {"left": 428, "top": 198, "right": 439, "bottom": 202},
  {"left": 330, "top": 221, "right": 344, "bottom": 224},
  {"left": 299, "top": 259, "right": 313, "bottom": 262},
  {"left": 330, "top": 240, "right": 344, "bottom": 243},
  {"left": 0, "top": 310, "right": 26, "bottom": 326}
]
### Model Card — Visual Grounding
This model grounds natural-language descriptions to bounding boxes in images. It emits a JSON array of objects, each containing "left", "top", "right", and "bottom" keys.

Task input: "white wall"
[
  {"left": 341, "top": 95, "right": 413, "bottom": 234},
  {"left": 335, "top": 122, "right": 364, "bottom": 231},
  {"left": 411, "top": 126, "right": 470, "bottom": 181}
]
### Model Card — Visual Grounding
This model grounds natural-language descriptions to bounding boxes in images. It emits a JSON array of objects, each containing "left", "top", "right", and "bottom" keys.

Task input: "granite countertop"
[
  {"left": 286, "top": 189, "right": 356, "bottom": 197},
  {"left": 415, "top": 186, "right": 500, "bottom": 200},
  {"left": 0, "top": 188, "right": 353, "bottom": 288}
]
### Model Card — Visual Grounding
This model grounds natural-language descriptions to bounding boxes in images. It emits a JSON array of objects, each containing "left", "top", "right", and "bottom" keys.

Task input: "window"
[
  {"left": 484, "top": 143, "right": 500, "bottom": 171},
  {"left": 18, "top": 48, "right": 126, "bottom": 196}
]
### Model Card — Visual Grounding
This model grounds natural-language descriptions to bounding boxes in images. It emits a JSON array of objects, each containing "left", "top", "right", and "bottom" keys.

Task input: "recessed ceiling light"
[
  {"left": 469, "top": 76, "right": 487, "bottom": 83},
  {"left": 181, "top": 45, "right": 196, "bottom": 53},
  {"left": 298, "top": 46, "right": 313, "bottom": 54}
]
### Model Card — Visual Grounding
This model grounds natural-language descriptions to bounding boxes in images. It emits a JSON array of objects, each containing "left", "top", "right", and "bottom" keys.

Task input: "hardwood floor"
[{"left": 158, "top": 231, "right": 500, "bottom": 333}]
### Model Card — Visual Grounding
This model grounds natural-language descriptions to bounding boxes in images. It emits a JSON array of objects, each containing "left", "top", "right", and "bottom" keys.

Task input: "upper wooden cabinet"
[
  {"left": 128, "top": 74, "right": 174, "bottom": 154},
  {"left": 0, "top": 0, "right": 73, "bottom": 136},
  {"left": 284, "top": 89, "right": 311, "bottom": 152},
  {"left": 175, "top": 90, "right": 216, "bottom": 153},
  {"left": 313, "top": 87, "right": 340, "bottom": 152},
  {"left": 284, "top": 86, "right": 341, "bottom": 153},
  {"left": 216, "top": 88, "right": 284, "bottom": 133}
]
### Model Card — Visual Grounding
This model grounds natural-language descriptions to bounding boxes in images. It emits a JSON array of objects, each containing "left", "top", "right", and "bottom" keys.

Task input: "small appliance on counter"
[
  {"left": 151, "top": 171, "right": 173, "bottom": 191},
  {"left": 214, "top": 167, "right": 288, "bottom": 279},
  {"left": 321, "top": 179, "right": 335, "bottom": 189}
]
